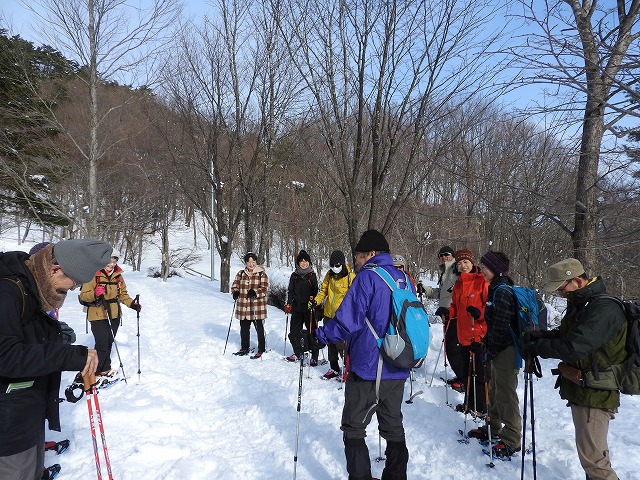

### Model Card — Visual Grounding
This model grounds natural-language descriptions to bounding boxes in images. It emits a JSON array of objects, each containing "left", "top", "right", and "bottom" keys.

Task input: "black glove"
[
  {"left": 466, "top": 306, "right": 481, "bottom": 320},
  {"left": 470, "top": 341, "right": 484, "bottom": 354},
  {"left": 310, "top": 333, "right": 326, "bottom": 350},
  {"left": 232, "top": 290, "right": 240, "bottom": 300},
  {"left": 296, "top": 329, "right": 311, "bottom": 352},
  {"left": 131, "top": 300, "right": 141, "bottom": 312},
  {"left": 521, "top": 341, "right": 537, "bottom": 359},
  {"left": 247, "top": 289, "right": 257, "bottom": 299},
  {"left": 434, "top": 307, "right": 449, "bottom": 319}
]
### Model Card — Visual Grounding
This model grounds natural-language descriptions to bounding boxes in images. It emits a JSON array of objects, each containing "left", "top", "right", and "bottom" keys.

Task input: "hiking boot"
[
  {"left": 467, "top": 426, "right": 488, "bottom": 440},
  {"left": 491, "top": 441, "right": 521, "bottom": 459},
  {"left": 310, "top": 359, "right": 318, "bottom": 367},
  {"left": 234, "top": 348, "right": 251, "bottom": 356},
  {"left": 285, "top": 354, "right": 298, "bottom": 362},
  {"left": 250, "top": 352, "right": 263, "bottom": 359},
  {"left": 446, "top": 376, "right": 460, "bottom": 385},
  {"left": 451, "top": 381, "right": 466, "bottom": 393},
  {"left": 322, "top": 369, "right": 340, "bottom": 380}
]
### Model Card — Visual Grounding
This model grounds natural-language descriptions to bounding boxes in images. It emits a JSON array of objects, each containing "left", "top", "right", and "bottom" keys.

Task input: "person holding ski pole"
[
  {"left": 310, "top": 250, "right": 355, "bottom": 380},
  {"left": 467, "top": 251, "right": 522, "bottom": 459},
  {"left": 79, "top": 253, "right": 140, "bottom": 383},
  {"left": 0, "top": 239, "right": 110, "bottom": 479},
  {"left": 311, "top": 229, "right": 410, "bottom": 480},
  {"left": 522, "top": 259, "right": 626, "bottom": 480},
  {"left": 284, "top": 250, "right": 319, "bottom": 363},
  {"left": 230, "top": 252, "right": 269, "bottom": 358}
]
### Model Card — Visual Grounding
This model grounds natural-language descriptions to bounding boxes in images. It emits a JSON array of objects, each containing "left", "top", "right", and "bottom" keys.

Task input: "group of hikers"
[
  {"left": 0, "top": 229, "right": 627, "bottom": 480},
  {"left": 229, "top": 231, "right": 625, "bottom": 480}
]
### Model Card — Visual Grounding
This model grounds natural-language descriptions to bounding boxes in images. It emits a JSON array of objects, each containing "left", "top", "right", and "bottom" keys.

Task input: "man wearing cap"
[
  {"left": 0, "top": 239, "right": 111, "bottom": 479},
  {"left": 522, "top": 258, "right": 626, "bottom": 480},
  {"left": 314, "top": 229, "right": 410, "bottom": 480}
]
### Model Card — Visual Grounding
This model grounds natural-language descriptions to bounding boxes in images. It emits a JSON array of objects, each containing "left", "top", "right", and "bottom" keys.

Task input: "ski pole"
[
  {"left": 284, "top": 312, "right": 289, "bottom": 356},
  {"left": 134, "top": 294, "right": 141, "bottom": 376},
  {"left": 92, "top": 385, "right": 114, "bottom": 479},
  {"left": 428, "top": 337, "right": 444, "bottom": 387},
  {"left": 429, "top": 318, "right": 450, "bottom": 386},
  {"left": 484, "top": 359, "right": 495, "bottom": 468},
  {"left": 293, "top": 330, "right": 307, "bottom": 480},
  {"left": 85, "top": 376, "right": 102, "bottom": 480},
  {"left": 530, "top": 363, "right": 538, "bottom": 479},
  {"left": 100, "top": 298, "right": 127, "bottom": 383},
  {"left": 84, "top": 374, "right": 114, "bottom": 480},
  {"left": 223, "top": 300, "right": 237, "bottom": 355},
  {"left": 375, "top": 433, "right": 385, "bottom": 462}
]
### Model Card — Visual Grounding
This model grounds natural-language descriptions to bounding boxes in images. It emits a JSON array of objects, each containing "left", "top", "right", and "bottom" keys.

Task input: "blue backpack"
[
  {"left": 365, "top": 266, "right": 430, "bottom": 369},
  {"left": 494, "top": 285, "right": 547, "bottom": 368}
]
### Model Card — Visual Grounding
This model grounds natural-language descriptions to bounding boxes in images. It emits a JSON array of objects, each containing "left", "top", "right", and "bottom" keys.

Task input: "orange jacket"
[{"left": 448, "top": 270, "right": 488, "bottom": 346}]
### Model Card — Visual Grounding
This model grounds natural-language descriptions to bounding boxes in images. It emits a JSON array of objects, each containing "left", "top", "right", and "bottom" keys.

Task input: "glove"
[
  {"left": 94, "top": 285, "right": 106, "bottom": 297},
  {"left": 296, "top": 329, "right": 311, "bottom": 351},
  {"left": 247, "top": 289, "right": 257, "bottom": 299},
  {"left": 232, "top": 290, "right": 240, "bottom": 300},
  {"left": 131, "top": 300, "right": 141, "bottom": 312},
  {"left": 284, "top": 304, "right": 292, "bottom": 314},
  {"left": 434, "top": 307, "right": 449, "bottom": 319},
  {"left": 308, "top": 299, "right": 316, "bottom": 310},
  {"left": 466, "top": 306, "right": 481, "bottom": 320},
  {"left": 336, "top": 340, "right": 346, "bottom": 352},
  {"left": 521, "top": 341, "right": 537, "bottom": 359},
  {"left": 470, "top": 341, "right": 484, "bottom": 354}
]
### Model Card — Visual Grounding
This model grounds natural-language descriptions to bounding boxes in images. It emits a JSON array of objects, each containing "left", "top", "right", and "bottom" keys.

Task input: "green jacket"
[{"left": 536, "top": 277, "right": 626, "bottom": 409}]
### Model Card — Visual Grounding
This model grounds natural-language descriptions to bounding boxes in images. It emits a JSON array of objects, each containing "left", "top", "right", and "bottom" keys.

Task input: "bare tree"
[
  {"left": 22, "top": 0, "right": 180, "bottom": 236},
  {"left": 506, "top": 0, "right": 640, "bottom": 269}
]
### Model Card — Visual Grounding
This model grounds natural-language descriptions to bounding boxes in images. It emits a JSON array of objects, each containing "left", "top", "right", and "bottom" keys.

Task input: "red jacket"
[{"left": 449, "top": 270, "right": 488, "bottom": 346}]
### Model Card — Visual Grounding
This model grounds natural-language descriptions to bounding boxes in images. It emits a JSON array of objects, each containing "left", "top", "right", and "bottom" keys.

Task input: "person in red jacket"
[{"left": 447, "top": 249, "right": 489, "bottom": 415}]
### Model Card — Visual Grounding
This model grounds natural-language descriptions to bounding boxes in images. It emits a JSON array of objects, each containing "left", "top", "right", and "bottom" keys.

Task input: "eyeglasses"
[
  {"left": 438, "top": 253, "right": 452, "bottom": 258},
  {"left": 355, "top": 252, "right": 369, "bottom": 259},
  {"left": 331, "top": 264, "right": 342, "bottom": 268},
  {"left": 556, "top": 279, "right": 572, "bottom": 292}
]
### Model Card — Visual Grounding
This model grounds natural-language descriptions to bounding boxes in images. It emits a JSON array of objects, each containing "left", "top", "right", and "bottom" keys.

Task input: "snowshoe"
[
  {"left": 322, "top": 369, "right": 340, "bottom": 380},
  {"left": 450, "top": 381, "right": 466, "bottom": 393},
  {"left": 41, "top": 464, "right": 61, "bottom": 480},
  {"left": 310, "top": 359, "right": 318, "bottom": 367},
  {"left": 483, "top": 441, "right": 521, "bottom": 460},
  {"left": 44, "top": 440, "right": 69, "bottom": 455},
  {"left": 250, "top": 351, "right": 263, "bottom": 359},
  {"left": 233, "top": 348, "right": 254, "bottom": 356},
  {"left": 285, "top": 354, "right": 298, "bottom": 362}
]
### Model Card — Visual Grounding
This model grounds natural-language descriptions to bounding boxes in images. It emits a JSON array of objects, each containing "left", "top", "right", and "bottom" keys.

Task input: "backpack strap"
[
  {"left": 364, "top": 316, "right": 383, "bottom": 424},
  {"left": 0, "top": 277, "right": 28, "bottom": 324}
]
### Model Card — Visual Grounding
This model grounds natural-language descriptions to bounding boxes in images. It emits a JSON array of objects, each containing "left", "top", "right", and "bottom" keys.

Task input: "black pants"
[
  {"left": 240, "top": 320, "right": 266, "bottom": 353},
  {"left": 288, "top": 311, "right": 319, "bottom": 360},
  {"left": 460, "top": 345, "right": 487, "bottom": 413},
  {"left": 328, "top": 341, "right": 343, "bottom": 373},
  {"left": 91, "top": 317, "right": 120, "bottom": 374},
  {"left": 341, "top": 373, "right": 408, "bottom": 480},
  {"left": 445, "top": 318, "right": 465, "bottom": 381}
]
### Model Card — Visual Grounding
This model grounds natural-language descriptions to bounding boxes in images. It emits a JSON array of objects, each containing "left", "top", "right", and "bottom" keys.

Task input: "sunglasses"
[{"left": 438, "top": 253, "right": 453, "bottom": 258}]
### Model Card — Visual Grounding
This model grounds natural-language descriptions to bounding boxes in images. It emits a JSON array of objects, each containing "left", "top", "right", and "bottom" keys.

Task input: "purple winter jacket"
[{"left": 315, "top": 252, "right": 410, "bottom": 381}]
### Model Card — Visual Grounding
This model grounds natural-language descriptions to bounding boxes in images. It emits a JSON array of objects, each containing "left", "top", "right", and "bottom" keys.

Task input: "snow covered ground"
[{"left": 2, "top": 226, "right": 640, "bottom": 479}]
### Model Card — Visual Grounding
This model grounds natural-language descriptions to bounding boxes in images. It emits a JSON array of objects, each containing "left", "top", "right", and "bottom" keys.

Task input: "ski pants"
[
  {"left": 328, "top": 341, "right": 343, "bottom": 373},
  {"left": 240, "top": 319, "right": 266, "bottom": 353},
  {"left": 0, "top": 424, "right": 44, "bottom": 480},
  {"left": 288, "top": 311, "right": 318, "bottom": 360},
  {"left": 444, "top": 318, "right": 465, "bottom": 381},
  {"left": 571, "top": 404, "right": 618, "bottom": 480},
  {"left": 488, "top": 345, "right": 521, "bottom": 449},
  {"left": 91, "top": 317, "right": 120, "bottom": 374},
  {"left": 341, "top": 372, "right": 408, "bottom": 480}
]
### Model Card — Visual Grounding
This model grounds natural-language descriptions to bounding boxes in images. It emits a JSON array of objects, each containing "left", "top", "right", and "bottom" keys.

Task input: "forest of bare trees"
[{"left": 1, "top": 0, "right": 639, "bottom": 297}]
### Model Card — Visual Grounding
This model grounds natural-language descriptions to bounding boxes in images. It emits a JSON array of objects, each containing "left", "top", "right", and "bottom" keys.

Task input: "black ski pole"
[
  {"left": 284, "top": 312, "right": 289, "bottom": 356},
  {"left": 134, "top": 294, "right": 141, "bottom": 376},
  {"left": 293, "top": 330, "right": 307, "bottom": 480},
  {"left": 223, "top": 300, "right": 237, "bottom": 355},
  {"left": 101, "top": 297, "right": 127, "bottom": 383},
  {"left": 530, "top": 360, "right": 538, "bottom": 480},
  {"left": 521, "top": 368, "right": 529, "bottom": 480},
  {"left": 484, "top": 358, "right": 495, "bottom": 468}
]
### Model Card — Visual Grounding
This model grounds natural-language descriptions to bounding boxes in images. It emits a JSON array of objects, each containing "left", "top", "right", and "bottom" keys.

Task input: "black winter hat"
[
  {"left": 438, "top": 245, "right": 455, "bottom": 256},
  {"left": 480, "top": 251, "right": 510, "bottom": 276},
  {"left": 296, "top": 249, "right": 311, "bottom": 265},
  {"left": 354, "top": 229, "right": 390, "bottom": 253},
  {"left": 329, "top": 250, "right": 345, "bottom": 266}
]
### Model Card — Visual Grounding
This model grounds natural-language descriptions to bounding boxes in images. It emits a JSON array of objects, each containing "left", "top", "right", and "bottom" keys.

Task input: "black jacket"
[
  {"left": 485, "top": 276, "right": 518, "bottom": 353},
  {"left": 0, "top": 251, "right": 88, "bottom": 456},
  {"left": 287, "top": 269, "right": 319, "bottom": 313}
]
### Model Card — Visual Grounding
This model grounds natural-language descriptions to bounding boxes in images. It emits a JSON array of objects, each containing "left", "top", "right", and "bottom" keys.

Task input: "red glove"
[
  {"left": 95, "top": 285, "right": 106, "bottom": 297},
  {"left": 284, "top": 304, "right": 292, "bottom": 314}
]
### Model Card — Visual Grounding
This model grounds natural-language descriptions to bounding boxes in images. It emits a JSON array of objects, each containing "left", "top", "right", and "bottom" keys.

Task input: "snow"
[{"left": 2, "top": 228, "right": 640, "bottom": 479}]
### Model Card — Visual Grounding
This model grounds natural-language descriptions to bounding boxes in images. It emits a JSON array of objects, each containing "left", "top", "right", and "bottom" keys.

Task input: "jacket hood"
[
  {"left": 0, "top": 251, "right": 38, "bottom": 297},
  {"left": 568, "top": 277, "right": 605, "bottom": 306}
]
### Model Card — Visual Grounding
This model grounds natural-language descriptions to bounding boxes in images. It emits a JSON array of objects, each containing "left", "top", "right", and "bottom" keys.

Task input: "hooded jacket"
[
  {"left": 287, "top": 268, "right": 319, "bottom": 314},
  {"left": 78, "top": 265, "right": 136, "bottom": 321},
  {"left": 314, "top": 265, "right": 355, "bottom": 319},
  {"left": 535, "top": 277, "right": 626, "bottom": 409},
  {"left": 0, "top": 251, "right": 87, "bottom": 456},
  {"left": 315, "top": 253, "right": 410, "bottom": 381},
  {"left": 449, "top": 269, "right": 488, "bottom": 346}
]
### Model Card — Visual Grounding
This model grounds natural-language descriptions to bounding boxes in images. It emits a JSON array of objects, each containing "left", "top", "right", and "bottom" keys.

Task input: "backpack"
[
  {"left": 0, "top": 275, "right": 29, "bottom": 323},
  {"left": 494, "top": 285, "right": 548, "bottom": 369},
  {"left": 364, "top": 265, "right": 430, "bottom": 369},
  {"left": 582, "top": 296, "right": 640, "bottom": 395}
]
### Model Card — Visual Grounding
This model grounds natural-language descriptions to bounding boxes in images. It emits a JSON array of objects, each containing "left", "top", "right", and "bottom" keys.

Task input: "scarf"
[{"left": 25, "top": 243, "right": 66, "bottom": 311}]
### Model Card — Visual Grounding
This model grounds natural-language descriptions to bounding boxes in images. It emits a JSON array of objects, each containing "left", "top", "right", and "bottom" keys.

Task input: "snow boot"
[
  {"left": 322, "top": 369, "right": 340, "bottom": 380},
  {"left": 44, "top": 440, "right": 69, "bottom": 455},
  {"left": 310, "top": 359, "right": 318, "bottom": 367},
  {"left": 41, "top": 464, "right": 61, "bottom": 480},
  {"left": 250, "top": 351, "right": 263, "bottom": 359},
  {"left": 490, "top": 441, "right": 521, "bottom": 459},
  {"left": 234, "top": 348, "right": 252, "bottom": 356},
  {"left": 285, "top": 354, "right": 298, "bottom": 362}
]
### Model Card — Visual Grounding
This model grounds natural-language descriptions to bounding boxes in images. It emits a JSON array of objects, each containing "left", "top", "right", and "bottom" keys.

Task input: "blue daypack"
[
  {"left": 494, "top": 285, "right": 547, "bottom": 368},
  {"left": 365, "top": 265, "right": 430, "bottom": 369}
]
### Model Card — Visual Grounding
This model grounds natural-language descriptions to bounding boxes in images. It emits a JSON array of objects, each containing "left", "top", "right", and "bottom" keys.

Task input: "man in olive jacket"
[
  {"left": 0, "top": 240, "right": 110, "bottom": 479},
  {"left": 523, "top": 258, "right": 626, "bottom": 480}
]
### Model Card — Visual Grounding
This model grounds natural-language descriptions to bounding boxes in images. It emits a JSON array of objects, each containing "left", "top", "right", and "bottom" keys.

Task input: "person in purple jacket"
[{"left": 314, "top": 229, "right": 410, "bottom": 480}]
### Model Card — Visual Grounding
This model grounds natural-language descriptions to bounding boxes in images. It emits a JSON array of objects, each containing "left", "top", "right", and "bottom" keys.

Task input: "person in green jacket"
[{"left": 523, "top": 258, "right": 626, "bottom": 480}]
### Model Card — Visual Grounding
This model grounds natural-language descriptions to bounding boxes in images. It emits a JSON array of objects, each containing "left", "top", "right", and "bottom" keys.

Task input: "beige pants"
[
  {"left": 488, "top": 345, "right": 521, "bottom": 449},
  {"left": 570, "top": 404, "right": 618, "bottom": 480}
]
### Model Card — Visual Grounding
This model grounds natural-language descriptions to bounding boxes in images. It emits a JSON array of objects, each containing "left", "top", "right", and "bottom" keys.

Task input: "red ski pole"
[
  {"left": 84, "top": 375, "right": 103, "bottom": 480},
  {"left": 92, "top": 386, "right": 113, "bottom": 479}
]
